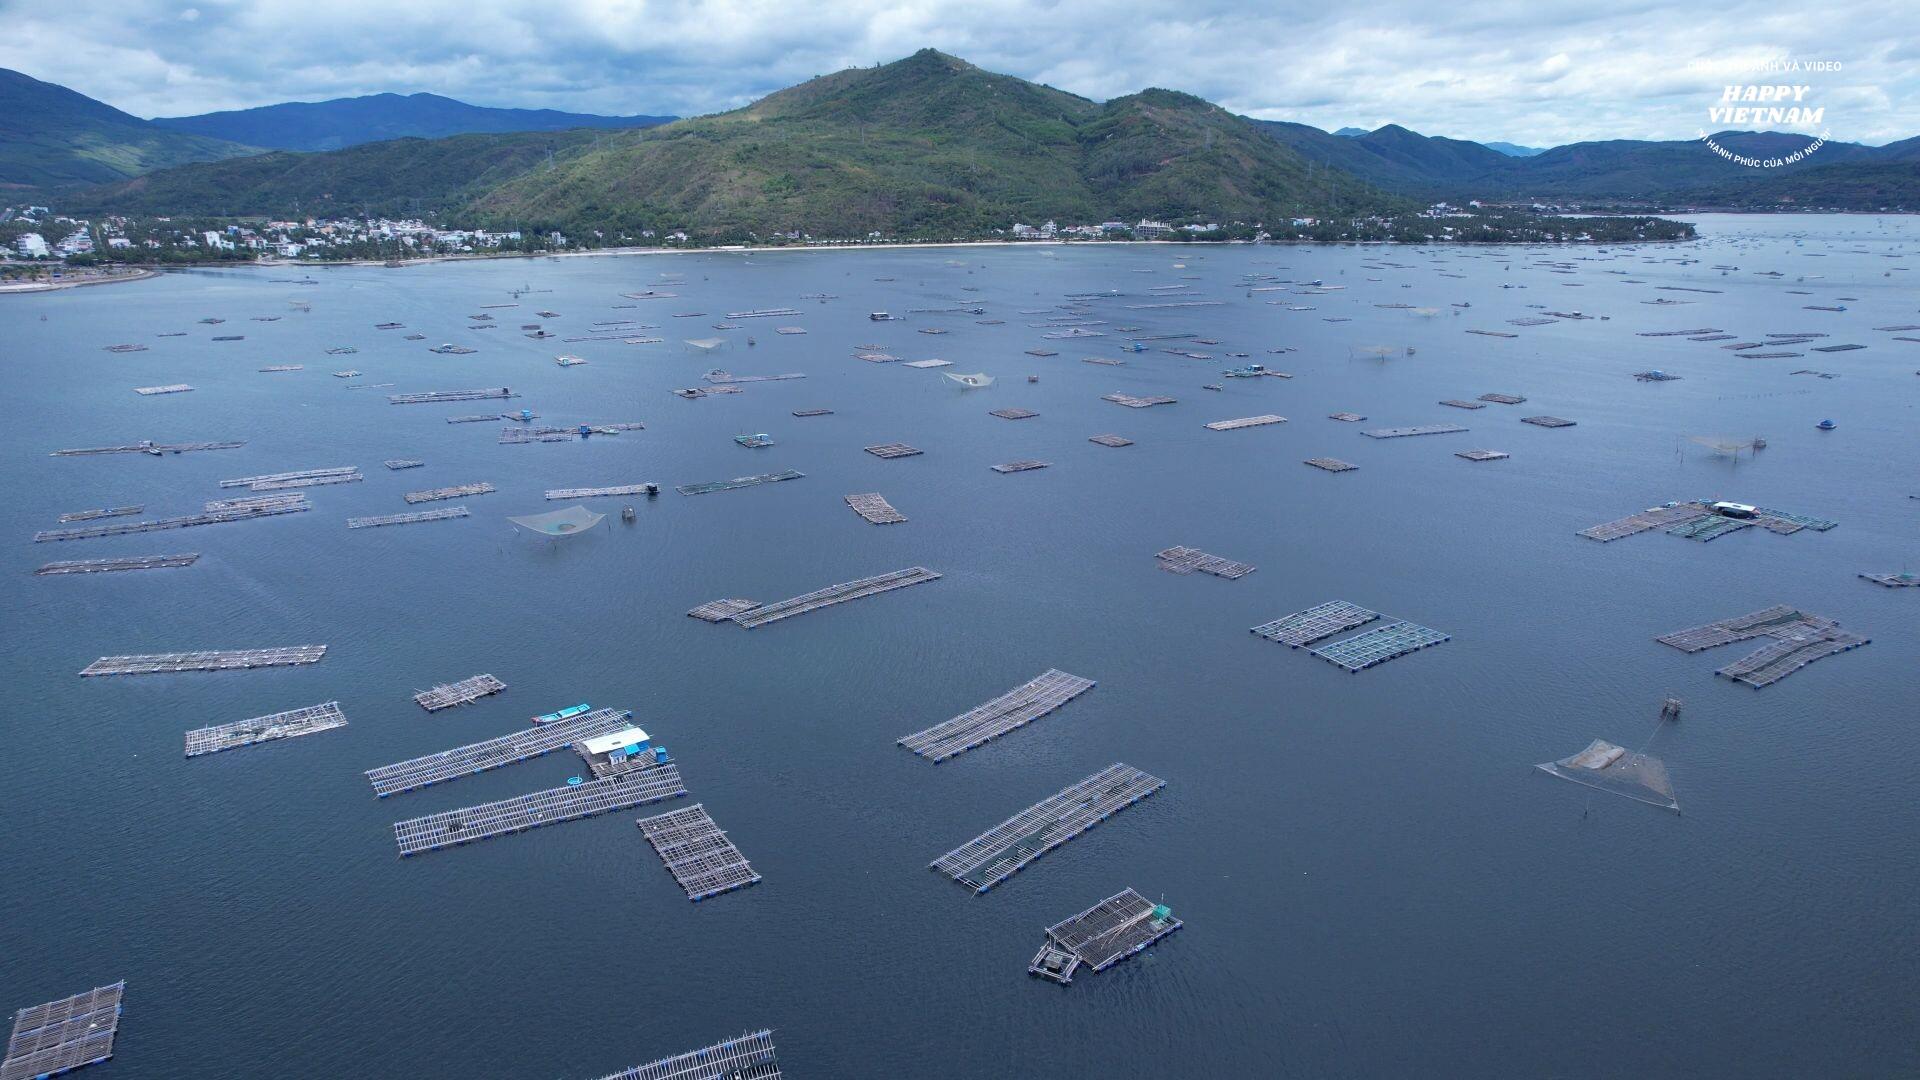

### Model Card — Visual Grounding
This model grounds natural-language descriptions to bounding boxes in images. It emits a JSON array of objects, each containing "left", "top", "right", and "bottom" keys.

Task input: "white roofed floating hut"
[{"left": 506, "top": 505, "right": 605, "bottom": 538}]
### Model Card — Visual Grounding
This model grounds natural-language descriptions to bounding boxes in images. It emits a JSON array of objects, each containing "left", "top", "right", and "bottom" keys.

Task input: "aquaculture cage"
[
  {"left": 1535, "top": 739, "right": 1679, "bottom": 811},
  {"left": 507, "top": 505, "right": 605, "bottom": 538},
  {"left": 944, "top": 372, "right": 994, "bottom": 389},
  {"left": 684, "top": 337, "right": 727, "bottom": 354}
]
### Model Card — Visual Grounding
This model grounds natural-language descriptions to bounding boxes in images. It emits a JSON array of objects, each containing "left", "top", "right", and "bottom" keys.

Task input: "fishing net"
[
  {"left": 507, "top": 505, "right": 605, "bottom": 537},
  {"left": 1536, "top": 739, "right": 1679, "bottom": 811}
]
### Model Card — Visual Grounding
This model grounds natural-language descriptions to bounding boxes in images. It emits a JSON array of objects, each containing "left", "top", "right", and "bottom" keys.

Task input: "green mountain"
[
  {"left": 0, "top": 67, "right": 259, "bottom": 189},
  {"left": 1483, "top": 142, "right": 1544, "bottom": 157},
  {"left": 1254, "top": 121, "right": 1507, "bottom": 196},
  {"left": 467, "top": 50, "right": 1392, "bottom": 237},
  {"left": 151, "top": 92, "right": 673, "bottom": 152}
]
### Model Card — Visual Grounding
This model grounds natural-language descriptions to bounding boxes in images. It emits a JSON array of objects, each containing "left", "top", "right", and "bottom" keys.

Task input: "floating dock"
[
  {"left": 133, "top": 384, "right": 194, "bottom": 396},
  {"left": 404, "top": 483, "right": 494, "bottom": 504},
  {"left": 1204, "top": 414, "right": 1286, "bottom": 431},
  {"left": 687, "top": 599, "right": 761, "bottom": 622},
  {"left": 1304, "top": 457, "right": 1357, "bottom": 472},
  {"left": 80, "top": 645, "right": 326, "bottom": 677},
  {"left": 1102, "top": 393, "right": 1177, "bottom": 408},
  {"left": 675, "top": 469, "right": 804, "bottom": 496},
  {"left": 1362, "top": 424, "right": 1468, "bottom": 439},
  {"left": 991, "top": 460, "right": 1051, "bottom": 473},
  {"left": 863, "top": 443, "right": 923, "bottom": 459},
  {"left": 1656, "top": 605, "right": 1832, "bottom": 652},
  {"left": 1310, "top": 621, "right": 1450, "bottom": 671},
  {"left": 36, "top": 554, "right": 198, "bottom": 576},
  {"left": 347, "top": 508, "right": 470, "bottom": 529},
  {"left": 591, "top": 1030, "right": 780, "bottom": 1080},
  {"left": 898, "top": 669, "right": 1096, "bottom": 762},
  {"left": 218, "top": 467, "right": 356, "bottom": 489},
  {"left": 728, "top": 567, "right": 941, "bottom": 629},
  {"left": 545, "top": 484, "right": 656, "bottom": 500},
  {"left": 1439, "top": 399, "right": 1486, "bottom": 410},
  {"left": 990, "top": 408, "right": 1039, "bottom": 420},
  {"left": 414, "top": 673, "right": 507, "bottom": 712},
  {"left": 1479, "top": 393, "right": 1527, "bottom": 404},
  {"left": 1715, "top": 628, "right": 1870, "bottom": 688},
  {"left": 184, "top": 701, "right": 347, "bottom": 758},
  {"left": 1029, "top": 888, "right": 1182, "bottom": 984},
  {"left": 1155, "top": 546, "right": 1254, "bottom": 578},
  {"left": 384, "top": 459, "right": 425, "bottom": 470},
  {"left": 636, "top": 803, "right": 762, "bottom": 901},
  {"left": 388, "top": 388, "right": 515, "bottom": 404},
  {"left": 1, "top": 981, "right": 125, "bottom": 1080},
  {"left": 845, "top": 493, "right": 906, "bottom": 524},
  {"left": 1088, "top": 434, "right": 1133, "bottom": 447},
  {"left": 52, "top": 440, "right": 244, "bottom": 457},
  {"left": 1521, "top": 415, "right": 1577, "bottom": 428},
  {"left": 931, "top": 763, "right": 1165, "bottom": 893},
  {"left": 365, "top": 707, "right": 636, "bottom": 797},
  {"left": 393, "top": 767, "right": 686, "bottom": 856},
  {"left": 56, "top": 507, "right": 142, "bottom": 523},
  {"left": 1455, "top": 449, "right": 1510, "bottom": 461},
  {"left": 1251, "top": 600, "right": 1380, "bottom": 647},
  {"left": 37, "top": 499, "right": 308, "bottom": 541}
]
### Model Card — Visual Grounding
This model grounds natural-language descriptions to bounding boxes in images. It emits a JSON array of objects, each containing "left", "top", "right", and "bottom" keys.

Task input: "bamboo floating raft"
[
  {"left": 393, "top": 767, "right": 686, "bottom": 857},
  {"left": 387, "top": 388, "right": 516, "bottom": 404},
  {"left": 863, "top": 443, "right": 923, "bottom": 459},
  {"left": 591, "top": 1029, "right": 780, "bottom": 1080},
  {"left": 404, "top": 483, "right": 493, "bottom": 504},
  {"left": 1304, "top": 457, "right": 1358, "bottom": 472},
  {"left": 675, "top": 469, "right": 804, "bottom": 495},
  {"left": 347, "top": 507, "right": 469, "bottom": 529},
  {"left": 930, "top": 763, "right": 1165, "bottom": 893},
  {"left": 636, "top": 803, "right": 762, "bottom": 900},
  {"left": 1088, "top": 434, "right": 1133, "bottom": 447},
  {"left": 702, "top": 370, "right": 805, "bottom": 383},
  {"left": 34, "top": 497, "right": 309, "bottom": 542},
  {"left": 219, "top": 467, "right": 358, "bottom": 489},
  {"left": 1155, "top": 546, "right": 1254, "bottom": 578},
  {"left": 1310, "top": 621, "right": 1450, "bottom": 671},
  {"left": 1455, "top": 449, "right": 1510, "bottom": 461},
  {"left": 133, "top": 384, "right": 194, "bottom": 396},
  {"left": 1521, "top": 415, "right": 1577, "bottom": 428},
  {"left": 545, "top": 484, "right": 657, "bottom": 499},
  {"left": 80, "top": 645, "right": 326, "bottom": 677},
  {"left": 1579, "top": 503, "right": 1709, "bottom": 541},
  {"left": 1362, "top": 424, "right": 1468, "bottom": 439},
  {"left": 724, "top": 567, "right": 942, "bottom": 629},
  {"left": 898, "top": 669, "right": 1096, "bottom": 762},
  {"left": 366, "top": 708, "right": 636, "bottom": 797},
  {"left": 1328, "top": 412, "right": 1367, "bottom": 422},
  {"left": 383, "top": 459, "right": 424, "bottom": 470},
  {"left": 414, "top": 673, "right": 507, "bottom": 712},
  {"left": 184, "top": 701, "right": 347, "bottom": 758},
  {"left": 1439, "top": 399, "right": 1486, "bottom": 410},
  {"left": 687, "top": 599, "right": 761, "bottom": 622},
  {"left": 1029, "top": 888, "right": 1182, "bottom": 984},
  {"left": 36, "top": 554, "right": 198, "bottom": 576},
  {"left": 251, "top": 471, "right": 363, "bottom": 491},
  {"left": 1252, "top": 600, "right": 1380, "bottom": 646},
  {"left": 52, "top": 440, "right": 244, "bottom": 457},
  {"left": 1103, "top": 393, "right": 1178, "bottom": 408},
  {"left": 2, "top": 981, "right": 126, "bottom": 1080},
  {"left": 989, "top": 407, "right": 1039, "bottom": 419},
  {"left": 203, "top": 493, "right": 304, "bottom": 513},
  {"left": 845, "top": 492, "right": 906, "bottom": 524},
  {"left": 1479, "top": 393, "right": 1527, "bottom": 404},
  {"left": 991, "top": 460, "right": 1051, "bottom": 473},
  {"left": 791, "top": 408, "right": 833, "bottom": 417},
  {"left": 57, "top": 506, "right": 142, "bottom": 523}
]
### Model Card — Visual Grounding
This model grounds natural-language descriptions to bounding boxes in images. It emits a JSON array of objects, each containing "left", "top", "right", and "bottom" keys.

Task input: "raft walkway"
[
  {"left": 898, "top": 669, "right": 1096, "bottom": 762},
  {"left": 184, "top": 701, "right": 347, "bottom": 758},
  {"left": 366, "top": 707, "right": 636, "bottom": 797},
  {"left": 591, "top": 1030, "right": 780, "bottom": 1080},
  {"left": 1029, "top": 888, "right": 1182, "bottom": 984},
  {"left": 728, "top": 567, "right": 941, "bottom": 629},
  {"left": 931, "top": 763, "right": 1165, "bottom": 893},
  {"left": 414, "top": 673, "right": 506, "bottom": 712},
  {"left": 1310, "top": 621, "right": 1450, "bottom": 671},
  {"left": 36, "top": 554, "right": 198, "bottom": 576},
  {"left": 636, "top": 804, "right": 762, "bottom": 901},
  {"left": 393, "top": 767, "right": 686, "bottom": 856},
  {"left": 2, "top": 981, "right": 125, "bottom": 1080},
  {"left": 81, "top": 645, "right": 325, "bottom": 677},
  {"left": 1251, "top": 600, "right": 1380, "bottom": 647}
]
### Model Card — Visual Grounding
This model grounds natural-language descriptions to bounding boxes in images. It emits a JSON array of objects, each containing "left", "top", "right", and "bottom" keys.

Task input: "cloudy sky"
[{"left": 4, "top": 0, "right": 1913, "bottom": 146}]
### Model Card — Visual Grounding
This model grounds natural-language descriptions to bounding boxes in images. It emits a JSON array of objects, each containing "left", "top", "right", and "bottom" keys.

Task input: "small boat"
[
  {"left": 534, "top": 703, "right": 592, "bottom": 725},
  {"left": 1817, "top": 419, "right": 1836, "bottom": 430},
  {"left": 1028, "top": 375, "right": 1039, "bottom": 383},
  {"left": 869, "top": 311, "right": 894, "bottom": 321},
  {"left": 622, "top": 506, "right": 636, "bottom": 521}
]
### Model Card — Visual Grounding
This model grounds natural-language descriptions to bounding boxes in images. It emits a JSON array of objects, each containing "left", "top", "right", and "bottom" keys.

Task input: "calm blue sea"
[{"left": 2, "top": 215, "right": 1916, "bottom": 1078}]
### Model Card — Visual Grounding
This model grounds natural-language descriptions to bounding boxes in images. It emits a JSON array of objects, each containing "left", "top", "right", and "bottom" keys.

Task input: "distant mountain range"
[
  {"left": 150, "top": 92, "right": 673, "bottom": 152},
  {"left": 0, "top": 68, "right": 258, "bottom": 187},
  {"left": 1482, "top": 142, "right": 1544, "bottom": 157}
]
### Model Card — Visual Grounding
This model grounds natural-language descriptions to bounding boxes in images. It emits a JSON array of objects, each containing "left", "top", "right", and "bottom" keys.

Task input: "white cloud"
[{"left": 0, "top": 0, "right": 1912, "bottom": 144}]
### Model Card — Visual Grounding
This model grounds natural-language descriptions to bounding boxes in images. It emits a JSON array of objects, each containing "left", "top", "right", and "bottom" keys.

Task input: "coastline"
[{"left": 0, "top": 266, "right": 160, "bottom": 295}]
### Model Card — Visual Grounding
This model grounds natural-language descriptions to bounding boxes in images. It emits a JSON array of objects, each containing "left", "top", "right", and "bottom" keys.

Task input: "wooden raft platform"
[
  {"left": 546, "top": 484, "right": 655, "bottom": 499},
  {"left": 133, "top": 384, "right": 193, "bottom": 396},
  {"left": 2, "top": 981, "right": 125, "bottom": 1080},
  {"left": 931, "top": 763, "right": 1165, "bottom": 893},
  {"left": 36, "top": 554, "right": 198, "bottom": 576},
  {"left": 863, "top": 442, "right": 923, "bottom": 459},
  {"left": 347, "top": 508, "right": 469, "bottom": 529},
  {"left": 898, "top": 669, "right": 1096, "bottom": 762},
  {"left": 1155, "top": 546, "right": 1254, "bottom": 578},
  {"left": 81, "top": 645, "right": 325, "bottom": 677},
  {"left": 1521, "top": 415, "right": 1577, "bottom": 428},
  {"left": 687, "top": 599, "right": 761, "bottom": 622},
  {"left": 1859, "top": 572, "right": 1920, "bottom": 588},
  {"left": 366, "top": 707, "right": 636, "bottom": 797},
  {"left": 1579, "top": 503, "right": 1708, "bottom": 541},
  {"left": 219, "top": 467, "right": 356, "bottom": 489},
  {"left": 729, "top": 567, "right": 942, "bottom": 629},
  {"left": 636, "top": 803, "right": 762, "bottom": 901},
  {"left": 388, "top": 387, "right": 515, "bottom": 404},
  {"left": 1304, "top": 457, "right": 1357, "bottom": 472},
  {"left": 57, "top": 506, "right": 142, "bottom": 523},
  {"left": 1456, "top": 449, "right": 1509, "bottom": 461},
  {"left": 1252, "top": 600, "right": 1380, "bottom": 647},
  {"left": 1656, "top": 605, "right": 1833, "bottom": 652},
  {"left": 404, "top": 483, "right": 494, "bottom": 504},
  {"left": 845, "top": 493, "right": 906, "bottom": 524},
  {"left": 34, "top": 498, "right": 309, "bottom": 542},
  {"left": 1714, "top": 628, "right": 1870, "bottom": 688},
  {"left": 1204, "top": 414, "right": 1286, "bottom": 431},
  {"left": 1029, "top": 887, "right": 1181, "bottom": 984},
  {"left": 52, "top": 440, "right": 243, "bottom": 457},
  {"left": 675, "top": 469, "right": 804, "bottom": 495},
  {"left": 592, "top": 1029, "right": 780, "bottom": 1080},
  {"left": 991, "top": 460, "right": 1051, "bottom": 473},
  {"left": 1362, "top": 424, "right": 1468, "bottom": 439},
  {"left": 184, "top": 701, "right": 347, "bottom": 758},
  {"left": 414, "top": 673, "right": 507, "bottom": 712},
  {"left": 1310, "top": 621, "right": 1450, "bottom": 672},
  {"left": 393, "top": 767, "right": 686, "bottom": 856},
  {"left": 1088, "top": 434, "right": 1133, "bottom": 447}
]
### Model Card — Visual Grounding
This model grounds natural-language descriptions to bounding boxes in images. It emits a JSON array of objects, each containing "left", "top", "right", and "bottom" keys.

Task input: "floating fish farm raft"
[
  {"left": 791, "top": 408, "right": 833, "bottom": 417},
  {"left": 898, "top": 669, "right": 1096, "bottom": 762},
  {"left": 1252, "top": 600, "right": 1380, "bottom": 647},
  {"left": 404, "top": 483, "right": 494, "bottom": 504},
  {"left": 687, "top": 599, "right": 761, "bottom": 622},
  {"left": 80, "top": 645, "right": 326, "bottom": 677},
  {"left": 1657, "top": 605, "right": 1868, "bottom": 687},
  {"left": 1859, "top": 572, "right": 1920, "bottom": 588},
  {"left": 347, "top": 508, "right": 470, "bottom": 529},
  {"left": 2, "top": 981, "right": 125, "bottom": 1080},
  {"left": 1204, "top": 414, "right": 1286, "bottom": 431},
  {"left": 218, "top": 467, "right": 356, "bottom": 489},
  {"left": 393, "top": 768, "right": 687, "bottom": 856},
  {"left": 1029, "top": 888, "right": 1182, "bottom": 985},
  {"left": 675, "top": 469, "right": 804, "bottom": 496},
  {"left": 388, "top": 388, "right": 514, "bottom": 404},
  {"left": 1155, "top": 546, "right": 1254, "bottom": 578},
  {"left": 1521, "top": 415, "right": 1577, "bottom": 428},
  {"left": 1088, "top": 434, "right": 1133, "bottom": 447},
  {"left": 33, "top": 497, "right": 309, "bottom": 542},
  {"left": 133, "top": 384, "right": 193, "bottom": 396},
  {"left": 635, "top": 803, "right": 762, "bottom": 901},
  {"left": 414, "top": 673, "right": 507, "bottom": 712},
  {"left": 1329, "top": 412, "right": 1367, "bottom": 422},
  {"left": 1580, "top": 502, "right": 1836, "bottom": 543},
  {"left": 930, "top": 763, "right": 1165, "bottom": 893},
  {"left": 1455, "top": 449, "right": 1510, "bottom": 461},
  {"left": 365, "top": 708, "right": 636, "bottom": 797},
  {"left": 1362, "top": 424, "right": 1468, "bottom": 439},
  {"left": 991, "top": 460, "right": 1051, "bottom": 473},
  {"left": 722, "top": 567, "right": 942, "bottom": 629},
  {"left": 989, "top": 407, "right": 1039, "bottom": 420},
  {"left": 35, "top": 554, "right": 198, "bottom": 576},
  {"left": 53, "top": 440, "right": 244, "bottom": 457},
  {"left": 845, "top": 492, "right": 906, "bottom": 524},
  {"left": 591, "top": 1029, "right": 780, "bottom": 1080},
  {"left": 1479, "top": 393, "right": 1527, "bottom": 404},
  {"left": 1305, "top": 457, "right": 1358, "bottom": 472},
  {"left": 56, "top": 506, "right": 142, "bottom": 523},
  {"left": 1102, "top": 393, "right": 1177, "bottom": 408},
  {"left": 1311, "top": 621, "right": 1451, "bottom": 672},
  {"left": 545, "top": 484, "right": 656, "bottom": 500},
  {"left": 383, "top": 459, "right": 424, "bottom": 470},
  {"left": 863, "top": 443, "right": 923, "bottom": 459},
  {"left": 184, "top": 701, "right": 347, "bottom": 758},
  {"left": 1440, "top": 399, "right": 1486, "bottom": 410}
]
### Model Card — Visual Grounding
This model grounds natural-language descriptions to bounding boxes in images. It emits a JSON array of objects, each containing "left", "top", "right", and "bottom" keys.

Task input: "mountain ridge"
[{"left": 151, "top": 92, "right": 673, "bottom": 152}]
